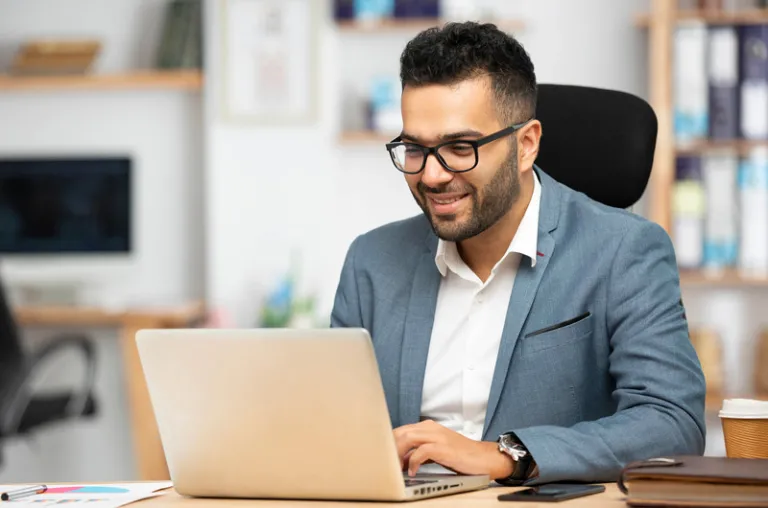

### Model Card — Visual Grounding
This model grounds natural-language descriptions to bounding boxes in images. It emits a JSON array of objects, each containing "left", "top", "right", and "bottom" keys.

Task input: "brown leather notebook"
[{"left": 619, "top": 456, "right": 768, "bottom": 507}]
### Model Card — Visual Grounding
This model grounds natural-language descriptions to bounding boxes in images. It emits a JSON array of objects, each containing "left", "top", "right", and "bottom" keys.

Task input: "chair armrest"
[{"left": 1, "top": 334, "right": 97, "bottom": 436}]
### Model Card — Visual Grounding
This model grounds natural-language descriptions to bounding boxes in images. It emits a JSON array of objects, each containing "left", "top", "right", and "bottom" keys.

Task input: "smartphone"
[{"left": 497, "top": 483, "right": 605, "bottom": 502}]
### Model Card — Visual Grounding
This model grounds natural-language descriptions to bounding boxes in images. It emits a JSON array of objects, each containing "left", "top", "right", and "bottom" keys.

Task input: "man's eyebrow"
[{"left": 399, "top": 130, "right": 485, "bottom": 144}]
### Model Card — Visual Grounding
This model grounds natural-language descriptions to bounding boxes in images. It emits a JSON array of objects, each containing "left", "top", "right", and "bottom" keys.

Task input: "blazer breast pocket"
[{"left": 522, "top": 312, "right": 593, "bottom": 354}]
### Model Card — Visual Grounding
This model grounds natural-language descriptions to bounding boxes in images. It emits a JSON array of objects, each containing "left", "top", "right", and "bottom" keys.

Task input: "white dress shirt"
[{"left": 419, "top": 173, "right": 542, "bottom": 445}]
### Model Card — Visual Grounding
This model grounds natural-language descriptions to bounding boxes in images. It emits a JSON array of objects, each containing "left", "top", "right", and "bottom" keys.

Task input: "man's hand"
[{"left": 393, "top": 420, "right": 514, "bottom": 479}]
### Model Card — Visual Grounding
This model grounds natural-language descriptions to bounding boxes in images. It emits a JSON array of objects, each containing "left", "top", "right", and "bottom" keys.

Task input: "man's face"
[{"left": 400, "top": 76, "right": 520, "bottom": 242}]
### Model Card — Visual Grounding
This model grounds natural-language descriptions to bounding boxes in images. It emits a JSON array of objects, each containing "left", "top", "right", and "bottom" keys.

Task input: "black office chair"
[
  {"left": 534, "top": 84, "right": 658, "bottom": 209},
  {"left": 0, "top": 276, "right": 98, "bottom": 468}
]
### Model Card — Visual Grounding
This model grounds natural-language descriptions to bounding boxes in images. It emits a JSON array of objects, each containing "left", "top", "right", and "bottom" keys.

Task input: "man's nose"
[{"left": 420, "top": 153, "right": 453, "bottom": 188}]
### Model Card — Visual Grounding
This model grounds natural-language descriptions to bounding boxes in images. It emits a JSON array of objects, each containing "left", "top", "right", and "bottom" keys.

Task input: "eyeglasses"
[{"left": 385, "top": 121, "right": 530, "bottom": 174}]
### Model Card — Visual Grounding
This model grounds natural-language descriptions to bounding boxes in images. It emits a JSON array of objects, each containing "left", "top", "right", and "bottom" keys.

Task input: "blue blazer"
[{"left": 331, "top": 168, "right": 706, "bottom": 484}]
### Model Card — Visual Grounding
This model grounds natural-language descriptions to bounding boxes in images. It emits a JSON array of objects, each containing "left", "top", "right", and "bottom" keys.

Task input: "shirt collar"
[{"left": 435, "top": 172, "right": 542, "bottom": 277}]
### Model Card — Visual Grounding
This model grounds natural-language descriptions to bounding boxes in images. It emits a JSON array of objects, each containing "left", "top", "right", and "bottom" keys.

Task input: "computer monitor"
[{"left": 0, "top": 156, "right": 131, "bottom": 254}]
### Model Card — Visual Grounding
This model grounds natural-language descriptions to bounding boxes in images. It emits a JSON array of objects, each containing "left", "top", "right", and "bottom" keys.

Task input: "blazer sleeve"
[
  {"left": 330, "top": 236, "right": 364, "bottom": 328},
  {"left": 510, "top": 221, "right": 707, "bottom": 485}
]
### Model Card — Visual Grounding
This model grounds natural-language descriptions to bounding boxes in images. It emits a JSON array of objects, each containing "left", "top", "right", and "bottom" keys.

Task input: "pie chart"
[{"left": 46, "top": 487, "right": 130, "bottom": 494}]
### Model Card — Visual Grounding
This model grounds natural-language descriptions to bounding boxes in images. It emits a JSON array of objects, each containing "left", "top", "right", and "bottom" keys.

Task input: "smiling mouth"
[
  {"left": 429, "top": 195, "right": 466, "bottom": 205},
  {"left": 426, "top": 193, "right": 470, "bottom": 215}
]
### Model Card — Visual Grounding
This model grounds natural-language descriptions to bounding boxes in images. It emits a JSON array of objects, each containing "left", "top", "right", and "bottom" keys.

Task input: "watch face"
[{"left": 500, "top": 433, "right": 518, "bottom": 448}]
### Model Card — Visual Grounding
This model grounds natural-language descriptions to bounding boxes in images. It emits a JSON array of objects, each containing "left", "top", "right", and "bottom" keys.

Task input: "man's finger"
[
  {"left": 393, "top": 421, "right": 429, "bottom": 439},
  {"left": 394, "top": 429, "right": 434, "bottom": 461},
  {"left": 407, "top": 443, "right": 440, "bottom": 477},
  {"left": 401, "top": 449, "right": 414, "bottom": 471}
]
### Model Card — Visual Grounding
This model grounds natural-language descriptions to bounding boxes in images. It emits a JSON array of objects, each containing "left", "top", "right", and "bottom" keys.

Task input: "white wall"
[{"left": 0, "top": 0, "right": 204, "bottom": 481}]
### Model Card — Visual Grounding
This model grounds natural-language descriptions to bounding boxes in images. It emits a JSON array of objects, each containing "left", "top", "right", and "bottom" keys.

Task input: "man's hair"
[{"left": 399, "top": 22, "right": 536, "bottom": 125}]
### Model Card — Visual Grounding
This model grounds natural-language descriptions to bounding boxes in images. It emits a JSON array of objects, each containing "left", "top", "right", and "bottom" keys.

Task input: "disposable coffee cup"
[{"left": 719, "top": 398, "right": 768, "bottom": 459}]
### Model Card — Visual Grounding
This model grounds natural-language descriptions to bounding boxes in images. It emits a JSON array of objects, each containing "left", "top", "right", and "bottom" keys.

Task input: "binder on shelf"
[
  {"left": 334, "top": 0, "right": 355, "bottom": 19},
  {"left": 739, "top": 24, "right": 768, "bottom": 140},
  {"left": 394, "top": 0, "right": 439, "bottom": 18},
  {"left": 155, "top": 0, "right": 202, "bottom": 70},
  {"left": 674, "top": 22, "right": 709, "bottom": 146},
  {"left": 673, "top": 156, "right": 705, "bottom": 269},
  {"left": 708, "top": 26, "right": 739, "bottom": 140},
  {"left": 353, "top": 0, "right": 395, "bottom": 22},
  {"left": 738, "top": 146, "right": 768, "bottom": 277},
  {"left": 703, "top": 151, "right": 739, "bottom": 271}
]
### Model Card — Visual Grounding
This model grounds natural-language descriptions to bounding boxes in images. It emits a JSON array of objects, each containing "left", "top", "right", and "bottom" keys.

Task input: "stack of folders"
[
  {"left": 620, "top": 456, "right": 768, "bottom": 507},
  {"left": 672, "top": 13, "right": 768, "bottom": 276}
]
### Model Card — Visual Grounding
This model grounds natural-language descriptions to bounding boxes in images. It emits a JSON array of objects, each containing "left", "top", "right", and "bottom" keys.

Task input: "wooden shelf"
[
  {"left": 676, "top": 140, "right": 768, "bottom": 157},
  {"left": 680, "top": 269, "right": 768, "bottom": 288},
  {"left": 636, "top": 8, "right": 768, "bottom": 27},
  {"left": 339, "top": 130, "right": 394, "bottom": 144},
  {"left": 337, "top": 18, "right": 525, "bottom": 33},
  {"left": 0, "top": 70, "right": 203, "bottom": 92}
]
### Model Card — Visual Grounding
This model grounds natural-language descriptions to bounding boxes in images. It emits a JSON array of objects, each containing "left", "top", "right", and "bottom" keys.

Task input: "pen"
[{"left": 1, "top": 485, "right": 47, "bottom": 501}]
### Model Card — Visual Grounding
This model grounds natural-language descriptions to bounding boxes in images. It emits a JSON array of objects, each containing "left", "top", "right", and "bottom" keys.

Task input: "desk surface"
[
  {"left": 15, "top": 300, "right": 206, "bottom": 328},
  {"left": 138, "top": 484, "right": 623, "bottom": 507}
]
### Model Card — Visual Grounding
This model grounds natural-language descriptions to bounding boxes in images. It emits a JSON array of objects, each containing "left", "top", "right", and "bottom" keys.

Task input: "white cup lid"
[{"left": 719, "top": 398, "right": 768, "bottom": 419}]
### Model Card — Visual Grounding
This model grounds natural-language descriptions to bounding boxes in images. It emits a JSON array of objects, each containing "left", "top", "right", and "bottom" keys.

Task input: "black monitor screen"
[{"left": 0, "top": 157, "right": 131, "bottom": 254}]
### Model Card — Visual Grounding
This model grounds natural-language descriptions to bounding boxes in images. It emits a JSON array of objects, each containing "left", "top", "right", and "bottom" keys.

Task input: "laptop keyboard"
[{"left": 404, "top": 479, "right": 438, "bottom": 487}]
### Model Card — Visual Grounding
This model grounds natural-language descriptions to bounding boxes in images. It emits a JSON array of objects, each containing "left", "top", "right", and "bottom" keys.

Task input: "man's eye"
[{"left": 450, "top": 144, "right": 474, "bottom": 155}]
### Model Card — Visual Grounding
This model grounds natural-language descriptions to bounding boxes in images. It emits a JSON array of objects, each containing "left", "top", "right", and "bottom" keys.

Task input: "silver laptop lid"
[{"left": 137, "top": 328, "right": 409, "bottom": 501}]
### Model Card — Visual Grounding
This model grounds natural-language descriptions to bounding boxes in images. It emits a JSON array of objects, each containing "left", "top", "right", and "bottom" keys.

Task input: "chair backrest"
[
  {"left": 0, "top": 274, "right": 24, "bottom": 395},
  {"left": 534, "top": 84, "right": 658, "bottom": 209}
]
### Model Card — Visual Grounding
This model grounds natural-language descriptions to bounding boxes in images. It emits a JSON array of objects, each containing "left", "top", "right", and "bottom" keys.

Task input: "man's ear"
[{"left": 519, "top": 120, "right": 542, "bottom": 172}]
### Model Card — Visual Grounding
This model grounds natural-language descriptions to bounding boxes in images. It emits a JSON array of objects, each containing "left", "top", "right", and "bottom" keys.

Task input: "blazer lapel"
[
  {"left": 399, "top": 244, "right": 441, "bottom": 426},
  {"left": 482, "top": 168, "right": 561, "bottom": 436}
]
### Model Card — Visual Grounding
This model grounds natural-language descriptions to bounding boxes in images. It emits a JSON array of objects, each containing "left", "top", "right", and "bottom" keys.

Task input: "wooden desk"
[
  {"left": 14, "top": 301, "right": 207, "bottom": 482},
  {"left": 137, "top": 484, "right": 624, "bottom": 507}
]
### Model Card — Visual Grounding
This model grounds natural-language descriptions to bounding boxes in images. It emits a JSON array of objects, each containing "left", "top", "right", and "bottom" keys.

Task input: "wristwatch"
[{"left": 496, "top": 432, "right": 536, "bottom": 485}]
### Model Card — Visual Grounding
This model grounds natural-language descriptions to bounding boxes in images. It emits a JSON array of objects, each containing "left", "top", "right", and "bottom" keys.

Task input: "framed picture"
[{"left": 220, "top": 0, "right": 318, "bottom": 124}]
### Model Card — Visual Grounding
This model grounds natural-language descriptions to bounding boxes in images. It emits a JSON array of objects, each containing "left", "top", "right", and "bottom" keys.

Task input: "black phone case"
[{"left": 497, "top": 484, "right": 605, "bottom": 502}]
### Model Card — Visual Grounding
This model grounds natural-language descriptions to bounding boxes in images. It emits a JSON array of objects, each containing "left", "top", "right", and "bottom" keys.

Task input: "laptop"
[{"left": 136, "top": 328, "right": 490, "bottom": 501}]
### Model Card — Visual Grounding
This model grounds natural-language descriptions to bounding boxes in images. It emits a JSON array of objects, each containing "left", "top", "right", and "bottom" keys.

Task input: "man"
[{"left": 330, "top": 22, "right": 705, "bottom": 486}]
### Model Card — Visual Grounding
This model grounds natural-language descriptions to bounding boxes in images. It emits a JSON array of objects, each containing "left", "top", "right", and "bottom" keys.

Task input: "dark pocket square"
[{"left": 525, "top": 312, "right": 591, "bottom": 338}]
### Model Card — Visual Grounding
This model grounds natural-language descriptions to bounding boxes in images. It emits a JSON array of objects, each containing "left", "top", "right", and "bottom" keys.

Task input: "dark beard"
[{"left": 412, "top": 146, "right": 520, "bottom": 242}]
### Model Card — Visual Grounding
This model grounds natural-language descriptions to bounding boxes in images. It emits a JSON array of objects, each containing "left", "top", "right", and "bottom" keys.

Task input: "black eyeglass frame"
[{"left": 385, "top": 120, "right": 531, "bottom": 174}]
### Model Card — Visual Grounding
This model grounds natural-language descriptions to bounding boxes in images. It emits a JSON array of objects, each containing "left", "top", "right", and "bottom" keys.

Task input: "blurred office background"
[{"left": 0, "top": 0, "right": 766, "bottom": 483}]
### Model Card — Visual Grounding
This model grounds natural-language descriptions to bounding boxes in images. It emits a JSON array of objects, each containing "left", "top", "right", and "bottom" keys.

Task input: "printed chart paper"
[{"left": 0, "top": 482, "right": 172, "bottom": 508}]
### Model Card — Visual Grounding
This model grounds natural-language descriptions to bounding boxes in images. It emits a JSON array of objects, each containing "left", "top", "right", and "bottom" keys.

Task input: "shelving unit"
[
  {"left": 636, "top": 7, "right": 768, "bottom": 27},
  {"left": 338, "top": 130, "right": 393, "bottom": 144},
  {"left": 642, "top": 2, "right": 768, "bottom": 411},
  {"left": 337, "top": 17, "right": 526, "bottom": 33},
  {"left": 680, "top": 269, "right": 768, "bottom": 287},
  {"left": 675, "top": 139, "right": 768, "bottom": 157},
  {"left": 642, "top": 1, "right": 768, "bottom": 289},
  {"left": 0, "top": 70, "right": 203, "bottom": 92}
]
